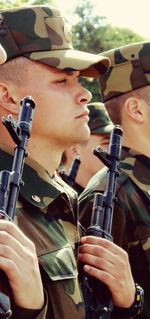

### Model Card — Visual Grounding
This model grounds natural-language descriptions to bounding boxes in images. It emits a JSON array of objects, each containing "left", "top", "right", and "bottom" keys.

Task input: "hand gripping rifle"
[
  {"left": 81, "top": 125, "right": 123, "bottom": 319},
  {"left": 0, "top": 96, "right": 36, "bottom": 318}
]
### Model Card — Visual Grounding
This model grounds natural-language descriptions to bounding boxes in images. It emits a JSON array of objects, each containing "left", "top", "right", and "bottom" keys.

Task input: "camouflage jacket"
[
  {"left": 0, "top": 146, "right": 85, "bottom": 319},
  {"left": 58, "top": 170, "right": 84, "bottom": 196},
  {"left": 79, "top": 147, "right": 150, "bottom": 319}
]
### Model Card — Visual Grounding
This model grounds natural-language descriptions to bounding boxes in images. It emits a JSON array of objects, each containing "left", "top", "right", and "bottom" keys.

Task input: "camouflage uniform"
[
  {"left": 59, "top": 102, "right": 114, "bottom": 195},
  {"left": 79, "top": 42, "right": 150, "bottom": 319},
  {"left": 0, "top": 146, "right": 84, "bottom": 319},
  {"left": 0, "top": 5, "right": 110, "bottom": 319}
]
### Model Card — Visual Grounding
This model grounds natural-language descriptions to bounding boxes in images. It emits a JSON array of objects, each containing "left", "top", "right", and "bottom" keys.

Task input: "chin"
[
  {"left": 82, "top": 126, "right": 90, "bottom": 139},
  {"left": 69, "top": 126, "right": 90, "bottom": 145},
  {"left": 79, "top": 130, "right": 90, "bottom": 143}
]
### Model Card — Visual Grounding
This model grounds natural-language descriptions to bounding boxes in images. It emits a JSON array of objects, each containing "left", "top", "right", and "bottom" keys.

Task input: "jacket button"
[{"left": 31, "top": 195, "right": 41, "bottom": 203}]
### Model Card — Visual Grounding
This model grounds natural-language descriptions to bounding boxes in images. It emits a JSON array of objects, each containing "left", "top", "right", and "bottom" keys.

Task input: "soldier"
[
  {"left": 79, "top": 41, "right": 149, "bottom": 318},
  {"left": 0, "top": 5, "right": 142, "bottom": 319},
  {"left": 59, "top": 102, "right": 114, "bottom": 194}
]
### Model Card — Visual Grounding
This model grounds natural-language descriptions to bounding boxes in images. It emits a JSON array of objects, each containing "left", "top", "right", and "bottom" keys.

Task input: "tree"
[
  {"left": 72, "top": 0, "right": 144, "bottom": 101},
  {"left": 0, "top": 0, "right": 28, "bottom": 8},
  {"left": 0, "top": 0, "right": 53, "bottom": 8},
  {"left": 27, "top": 0, "right": 55, "bottom": 5}
]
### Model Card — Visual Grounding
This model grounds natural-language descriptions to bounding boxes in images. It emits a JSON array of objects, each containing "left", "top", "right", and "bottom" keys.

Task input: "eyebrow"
[{"left": 49, "top": 66, "right": 80, "bottom": 77}]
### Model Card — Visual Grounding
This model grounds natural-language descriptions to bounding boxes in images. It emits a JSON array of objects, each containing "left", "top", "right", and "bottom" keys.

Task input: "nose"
[{"left": 76, "top": 85, "right": 92, "bottom": 105}]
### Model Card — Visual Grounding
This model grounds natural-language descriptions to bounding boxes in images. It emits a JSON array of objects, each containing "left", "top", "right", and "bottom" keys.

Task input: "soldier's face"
[{"left": 16, "top": 61, "right": 92, "bottom": 148}]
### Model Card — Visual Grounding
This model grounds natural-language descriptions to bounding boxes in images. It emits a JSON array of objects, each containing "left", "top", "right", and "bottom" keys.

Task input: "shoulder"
[{"left": 79, "top": 166, "right": 129, "bottom": 204}]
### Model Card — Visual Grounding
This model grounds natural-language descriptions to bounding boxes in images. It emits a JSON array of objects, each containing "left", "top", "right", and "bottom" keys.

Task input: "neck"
[
  {"left": 75, "top": 163, "right": 96, "bottom": 189},
  {"left": 27, "top": 137, "right": 64, "bottom": 176},
  {"left": 121, "top": 116, "right": 150, "bottom": 157},
  {"left": 75, "top": 172, "right": 90, "bottom": 189},
  {"left": 122, "top": 134, "right": 150, "bottom": 158}
]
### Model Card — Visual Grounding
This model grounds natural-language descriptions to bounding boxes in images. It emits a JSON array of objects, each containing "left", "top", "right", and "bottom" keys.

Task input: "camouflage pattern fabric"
[
  {"left": 0, "top": 6, "right": 110, "bottom": 76},
  {"left": 0, "top": 146, "right": 85, "bottom": 319},
  {"left": 87, "top": 102, "right": 114, "bottom": 135},
  {"left": 79, "top": 147, "right": 150, "bottom": 319},
  {"left": 99, "top": 41, "right": 150, "bottom": 101}
]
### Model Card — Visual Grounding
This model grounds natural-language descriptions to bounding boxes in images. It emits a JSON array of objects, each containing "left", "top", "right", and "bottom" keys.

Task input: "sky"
[{"left": 55, "top": 0, "right": 150, "bottom": 39}]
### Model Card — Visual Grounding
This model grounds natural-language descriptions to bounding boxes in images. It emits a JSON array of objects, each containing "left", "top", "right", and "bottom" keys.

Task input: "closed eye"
[
  {"left": 58, "top": 79, "right": 67, "bottom": 83},
  {"left": 57, "top": 79, "right": 67, "bottom": 83}
]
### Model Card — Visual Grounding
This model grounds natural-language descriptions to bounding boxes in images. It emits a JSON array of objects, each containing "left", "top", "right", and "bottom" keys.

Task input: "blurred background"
[{"left": 0, "top": 0, "right": 149, "bottom": 101}]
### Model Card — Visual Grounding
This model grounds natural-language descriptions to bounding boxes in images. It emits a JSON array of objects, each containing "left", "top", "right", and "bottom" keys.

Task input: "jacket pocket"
[{"left": 38, "top": 244, "right": 78, "bottom": 281}]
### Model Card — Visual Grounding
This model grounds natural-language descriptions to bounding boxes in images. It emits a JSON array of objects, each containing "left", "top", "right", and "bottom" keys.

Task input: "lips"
[{"left": 75, "top": 111, "right": 89, "bottom": 119}]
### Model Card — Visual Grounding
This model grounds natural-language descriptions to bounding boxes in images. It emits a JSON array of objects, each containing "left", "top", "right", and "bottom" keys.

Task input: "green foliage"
[
  {"left": 0, "top": 0, "right": 28, "bottom": 8},
  {"left": 0, "top": 0, "right": 54, "bottom": 9},
  {"left": 73, "top": 0, "right": 144, "bottom": 53},
  {"left": 27, "top": 0, "right": 55, "bottom": 5}
]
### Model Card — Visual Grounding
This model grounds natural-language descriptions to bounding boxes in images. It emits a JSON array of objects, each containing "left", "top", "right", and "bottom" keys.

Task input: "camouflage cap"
[
  {"left": 98, "top": 41, "right": 150, "bottom": 101},
  {"left": 0, "top": 5, "right": 110, "bottom": 77},
  {"left": 87, "top": 102, "right": 114, "bottom": 134}
]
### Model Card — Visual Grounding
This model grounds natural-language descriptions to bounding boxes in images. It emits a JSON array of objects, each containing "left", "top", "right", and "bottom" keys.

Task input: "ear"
[
  {"left": 124, "top": 97, "right": 144, "bottom": 123},
  {"left": 0, "top": 83, "right": 19, "bottom": 115}
]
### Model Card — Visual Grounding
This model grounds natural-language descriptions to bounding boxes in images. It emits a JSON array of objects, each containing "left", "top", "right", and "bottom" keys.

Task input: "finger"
[
  {"left": 80, "top": 243, "right": 130, "bottom": 278},
  {"left": 83, "top": 264, "right": 114, "bottom": 286},
  {"left": 79, "top": 251, "right": 115, "bottom": 275},
  {"left": 80, "top": 243, "right": 117, "bottom": 268},
  {"left": 0, "top": 254, "right": 44, "bottom": 310},
  {"left": 83, "top": 263, "right": 131, "bottom": 305},
  {"left": 0, "top": 230, "right": 36, "bottom": 263},
  {"left": 80, "top": 240, "right": 115, "bottom": 256},
  {"left": 0, "top": 255, "right": 20, "bottom": 278},
  {"left": 80, "top": 240, "right": 126, "bottom": 267},
  {"left": 0, "top": 242, "right": 38, "bottom": 283},
  {"left": 81, "top": 236, "right": 127, "bottom": 256},
  {"left": 0, "top": 221, "right": 34, "bottom": 249}
]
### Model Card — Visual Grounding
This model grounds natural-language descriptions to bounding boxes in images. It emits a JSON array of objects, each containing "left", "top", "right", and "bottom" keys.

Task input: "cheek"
[
  {"left": 34, "top": 93, "right": 55, "bottom": 120},
  {"left": 31, "top": 103, "right": 54, "bottom": 134}
]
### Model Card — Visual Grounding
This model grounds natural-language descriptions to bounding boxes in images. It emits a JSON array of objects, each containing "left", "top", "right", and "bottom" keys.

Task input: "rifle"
[
  {"left": 0, "top": 96, "right": 36, "bottom": 318},
  {"left": 81, "top": 125, "right": 123, "bottom": 319},
  {"left": 59, "top": 156, "right": 81, "bottom": 187}
]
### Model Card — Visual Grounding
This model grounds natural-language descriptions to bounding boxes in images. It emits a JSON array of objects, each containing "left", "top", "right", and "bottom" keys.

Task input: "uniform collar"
[{"left": 0, "top": 145, "right": 76, "bottom": 210}]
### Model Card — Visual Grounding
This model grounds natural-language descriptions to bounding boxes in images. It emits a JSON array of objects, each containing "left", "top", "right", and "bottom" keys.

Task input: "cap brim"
[
  {"left": 91, "top": 124, "right": 114, "bottom": 135},
  {"left": 28, "top": 49, "right": 110, "bottom": 77}
]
